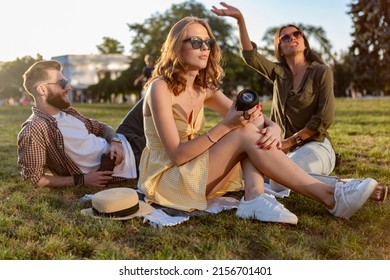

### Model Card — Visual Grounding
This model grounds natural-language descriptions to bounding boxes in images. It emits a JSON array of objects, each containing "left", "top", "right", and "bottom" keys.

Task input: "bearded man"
[{"left": 18, "top": 60, "right": 145, "bottom": 189}]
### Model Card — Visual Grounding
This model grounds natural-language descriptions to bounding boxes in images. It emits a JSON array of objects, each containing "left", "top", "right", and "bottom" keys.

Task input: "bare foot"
[{"left": 371, "top": 185, "right": 388, "bottom": 202}]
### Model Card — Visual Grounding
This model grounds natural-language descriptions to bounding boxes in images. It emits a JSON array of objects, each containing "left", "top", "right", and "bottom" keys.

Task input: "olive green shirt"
[{"left": 241, "top": 42, "right": 335, "bottom": 143}]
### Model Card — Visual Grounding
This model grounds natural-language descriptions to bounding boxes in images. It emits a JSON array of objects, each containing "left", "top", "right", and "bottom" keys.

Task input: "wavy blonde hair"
[{"left": 145, "top": 16, "right": 224, "bottom": 95}]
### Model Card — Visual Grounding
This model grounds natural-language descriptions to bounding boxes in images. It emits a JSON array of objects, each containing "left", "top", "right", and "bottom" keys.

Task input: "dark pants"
[{"left": 116, "top": 97, "right": 146, "bottom": 176}]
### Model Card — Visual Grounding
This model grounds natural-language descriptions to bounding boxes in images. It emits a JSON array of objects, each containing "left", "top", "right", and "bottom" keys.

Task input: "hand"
[
  {"left": 84, "top": 170, "right": 114, "bottom": 189},
  {"left": 280, "top": 139, "right": 292, "bottom": 153},
  {"left": 222, "top": 101, "right": 262, "bottom": 130},
  {"left": 109, "top": 142, "right": 124, "bottom": 165},
  {"left": 257, "top": 122, "right": 282, "bottom": 150},
  {"left": 211, "top": 2, "right": 242, "bottom": 20}
]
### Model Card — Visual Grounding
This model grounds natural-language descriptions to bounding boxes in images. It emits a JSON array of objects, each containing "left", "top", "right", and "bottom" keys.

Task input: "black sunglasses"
[
  {"left": 43, "top": 79, "right": 69, "bottom": 89},
  {"left": 278, "top": 30, "right": 303, "bottom": 44},
  {"left": 183, "top": 37, "right": 216, "bottom": 50}
]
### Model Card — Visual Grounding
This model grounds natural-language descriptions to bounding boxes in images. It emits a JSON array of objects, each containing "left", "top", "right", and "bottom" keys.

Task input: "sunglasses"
[
  {"left": 183, "top": 37, "right": 216, "bottom": 50},
  {"left": 42, "top": 79, "right": 69, "bottom": 89},
  {"left": 278, "top": 30, "right": 303, "bottom": 44}
]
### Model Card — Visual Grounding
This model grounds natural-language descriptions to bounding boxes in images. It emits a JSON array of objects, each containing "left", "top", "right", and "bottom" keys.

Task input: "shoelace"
[
  {"left": 336, "top": 179, "right": 361, "bottom": 191},
  {"left": 263, "top": 195, "right": 287, "bottom": 210}
]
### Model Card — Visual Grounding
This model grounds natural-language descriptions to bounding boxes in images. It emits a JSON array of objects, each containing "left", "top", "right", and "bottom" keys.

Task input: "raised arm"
[{"left": 211, "top": 2, "right": 253, "bottom": 50}]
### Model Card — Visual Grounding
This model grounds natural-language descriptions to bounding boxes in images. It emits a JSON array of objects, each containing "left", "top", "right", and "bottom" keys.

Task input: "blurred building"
[{"left": 52, "top": 54, "right": 130, "bottom": 102}]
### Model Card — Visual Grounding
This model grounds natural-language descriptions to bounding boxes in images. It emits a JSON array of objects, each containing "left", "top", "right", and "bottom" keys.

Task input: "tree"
[
  {"left": 96, "top": 37, "right": 124, "bottom": 54},
  {"left": 348, "top": 0, "right": 390, "bottom": 95},
  {"left": 332, "top": 51, "right": 354, "bottom": 97},
  {"left": 91, "top": 37, "right": 126, "bottom": 102},
  {"left": 126, "top": 0, "right": 265, "bottom": 98},
  {"left": 0, "top": 55, "right": 42, "bottom": 102}
]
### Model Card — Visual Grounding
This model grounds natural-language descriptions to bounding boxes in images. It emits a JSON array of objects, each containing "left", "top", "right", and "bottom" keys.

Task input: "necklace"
[{"left": 186, "top": 90, "right": 197, "bottom": 103}]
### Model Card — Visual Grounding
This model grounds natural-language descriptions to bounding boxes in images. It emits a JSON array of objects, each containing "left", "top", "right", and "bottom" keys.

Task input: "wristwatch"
[
  {"left": 110, "top": 136, "right": 122, "bottom": 144},
  {"left": 294, "top": 134, "right": 303, "bottom": 145}
]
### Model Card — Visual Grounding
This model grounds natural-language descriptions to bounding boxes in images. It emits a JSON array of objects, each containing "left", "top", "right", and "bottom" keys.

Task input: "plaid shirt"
[{"left": 17, "top": 106, "right": 125, "bottom": 185}]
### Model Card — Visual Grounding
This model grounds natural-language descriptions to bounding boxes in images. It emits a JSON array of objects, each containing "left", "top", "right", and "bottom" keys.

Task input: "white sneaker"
[
  {"left": 329, "top": 178, "right": 378, "bottom": 219},
  {"left": 236, "top": 193, "right": 298, "bottom": 225}
]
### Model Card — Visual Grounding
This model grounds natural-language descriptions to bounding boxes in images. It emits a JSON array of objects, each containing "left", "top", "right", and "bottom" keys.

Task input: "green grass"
[{"left": 0, "top": 99, "right": 389, "bottom": 260}]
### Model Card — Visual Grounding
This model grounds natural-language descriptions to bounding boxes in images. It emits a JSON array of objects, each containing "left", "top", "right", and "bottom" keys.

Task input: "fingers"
[
  {"left": 243, "top": 110, "right": 251, "bottom": 120},
  {"left": 109, "top": 149, "right": 123, "bottom": 165},
  {"left": 211, "top": 2, "right": 230, "bottom": 16},
  {"left": 84, "top": 171, "right": 113, "bottom": 188},
  {"left": 257, "top": 137, "right": 278, "bottom": 150},
  {"left": 114, "top": 153, "right": 123, "bottom": 165},
  {"left": 241, "top": 104, "right": 262, "bottom": 122},
  {"left": 257, "top": 127, "right": 281, "bottom": 150}
]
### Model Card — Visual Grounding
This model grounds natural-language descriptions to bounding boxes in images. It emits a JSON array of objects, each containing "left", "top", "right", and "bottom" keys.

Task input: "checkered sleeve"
[{"left": 17, "top": 124, "right": 48, "bottom": 185}]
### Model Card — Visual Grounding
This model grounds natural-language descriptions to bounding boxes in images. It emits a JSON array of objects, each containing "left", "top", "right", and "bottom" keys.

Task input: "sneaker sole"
[
  {"left": 341, "top": 179, "right": 378, "bottom": 219},
  {"left": 236, "top": 210, "right": 298, "bottom": 225}
]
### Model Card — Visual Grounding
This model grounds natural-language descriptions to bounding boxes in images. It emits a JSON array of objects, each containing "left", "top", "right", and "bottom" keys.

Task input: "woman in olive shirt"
[{"left": 212, "top": 2, "right": 387, "bottom": 201}]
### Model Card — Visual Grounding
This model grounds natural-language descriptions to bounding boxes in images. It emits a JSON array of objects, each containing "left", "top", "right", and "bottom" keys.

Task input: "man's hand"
[
  {"left": 84, "top": 170, "right": 114, "bottom": 189},
  {"left": 109, "top": 142, "right": 123, "bottom": 165}
]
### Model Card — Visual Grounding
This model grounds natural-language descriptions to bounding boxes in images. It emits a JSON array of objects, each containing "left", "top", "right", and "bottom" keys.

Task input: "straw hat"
[{"left": 81, "top": 187, "right": 152, "bottom": 220}]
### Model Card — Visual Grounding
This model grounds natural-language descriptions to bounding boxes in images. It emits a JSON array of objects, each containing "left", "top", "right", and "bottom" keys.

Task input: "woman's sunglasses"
[
  {"left": 183, "top": 37, "right": 216, "bottom": 50},
  {"left": 278, "top": 30, "right": 303, "bottom": 44},
  {"left": 42, "top": 79, "right": 69, "bottom": 89}
]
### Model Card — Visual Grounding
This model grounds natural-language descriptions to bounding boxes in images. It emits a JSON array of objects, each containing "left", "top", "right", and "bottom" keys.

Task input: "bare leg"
[
  {"left": 241, "top": 157, "right": 265, "bottom": 200},
  {"left": 206, "top": 124, "right": 375, "bottom": 211}
]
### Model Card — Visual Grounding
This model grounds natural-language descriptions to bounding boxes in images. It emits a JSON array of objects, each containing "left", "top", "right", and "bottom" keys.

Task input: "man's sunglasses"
[
  {"left": 278, "top": 30, "right": 303, "bottom": 44},
  {"left": 42, "top": 79, "right": 69, "bottom": 89},
  {"left": 183, "top": 37, "right": 216, "bottom": 50}
]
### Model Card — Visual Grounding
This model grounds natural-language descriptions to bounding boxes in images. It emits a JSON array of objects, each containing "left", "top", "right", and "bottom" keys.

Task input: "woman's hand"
[
  {"left": 280, "top": 139, "right": 293, "bottom": 153},
  {"left": 257, "top": 119, "right": 282, "bottom": 150},
  {"left": 211, "top": 2, "right": 242, "bottom": 20},
  {"left": 221, "top": 101, "right": 262, "bottom": 130}
]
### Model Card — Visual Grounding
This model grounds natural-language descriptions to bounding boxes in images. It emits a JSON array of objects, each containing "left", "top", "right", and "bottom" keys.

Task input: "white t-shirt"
[{"left": 53, "top": 111, "right": 137, "bottom": 178}]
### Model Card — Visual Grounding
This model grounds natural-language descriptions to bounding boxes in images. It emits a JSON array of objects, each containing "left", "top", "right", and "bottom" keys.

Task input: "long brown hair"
[
  {"left": 145, "top": 16, "right": 224, "bottom": 95},
  {"left": 274, "top": 24, "right": 324, "bottom": 65}
]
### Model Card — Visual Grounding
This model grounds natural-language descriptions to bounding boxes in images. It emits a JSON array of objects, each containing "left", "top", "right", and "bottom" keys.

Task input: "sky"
[{"left": 0, "top": 0, "right": 353, "bottom": 62}]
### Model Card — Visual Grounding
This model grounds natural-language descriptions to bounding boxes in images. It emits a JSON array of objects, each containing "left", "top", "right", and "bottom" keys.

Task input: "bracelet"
[
  {"left": 73, "top": 174, "right": 85, "bottom": 186},
  {"left": 206, "top": 131, "right": 218, "bottom": 143}
]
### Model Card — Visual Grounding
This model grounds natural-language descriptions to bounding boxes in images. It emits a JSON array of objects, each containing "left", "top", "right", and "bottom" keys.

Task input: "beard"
[{"left": 46, "top": 90, "right": 71, "bottom": 109}]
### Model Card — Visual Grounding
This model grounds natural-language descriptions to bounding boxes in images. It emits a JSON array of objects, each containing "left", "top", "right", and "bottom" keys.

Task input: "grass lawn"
[{"left": 0, "top": 98, "right": 389, "bottom": 260}]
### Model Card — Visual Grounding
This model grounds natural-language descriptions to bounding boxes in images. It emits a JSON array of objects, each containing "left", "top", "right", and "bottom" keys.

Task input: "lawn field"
[{"left": 0, "top": 98, "right": 389, "bottom": 260}]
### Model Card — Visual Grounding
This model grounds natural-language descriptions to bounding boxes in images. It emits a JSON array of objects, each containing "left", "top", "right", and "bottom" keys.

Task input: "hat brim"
[{"left": 81, "top": 200, "right": 152, "bottom": 220}]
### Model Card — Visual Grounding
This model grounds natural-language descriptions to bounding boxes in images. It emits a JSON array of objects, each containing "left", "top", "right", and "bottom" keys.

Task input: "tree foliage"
[
  {"left": 3, "top": 1, "right": 371, "bottom": 102},
  {"left": 0, "top": 55, "right": 42, "bottom": 101},
  {"left": 348, "top": 0, "right": 390, "bottom": 94},
  {"left": 91, "top": 37, "right": 126, "bottom": 102},
  {"left": 96, "top": 37, "right": 124, "bottom": 54},
  {"left": 125, "top": 0, "right": 265, "bottom": 97}
]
